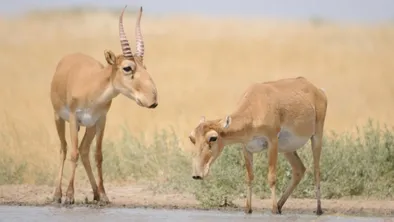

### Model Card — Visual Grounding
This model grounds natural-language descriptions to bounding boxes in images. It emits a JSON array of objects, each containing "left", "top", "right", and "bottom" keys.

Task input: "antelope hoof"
[
  {"left": 52, "top": 196, "right": 62, "bottom": 204},
  {"left": 315, "top": 207, "right": 323, "bottom": 216},
  {"left": 272, "top": 206, "right": 281, "bottom": 215},
  {"left": 93, "top": 193, "right": 100, "bottom": 202},
  {"left": 277, "top": 205, "right": 283, "bottom": 214},
  {"left": 244, "top": 208, "right": 253, "bottom": 214},
  {"left": 64, "top": 196, "right": 75, "bottom": 205},
  {"left": 98, "top": 193, "right": 110, "bottom": 205},
  {"left": 52, "top": 188, "right": 62, "bottom": 203}
]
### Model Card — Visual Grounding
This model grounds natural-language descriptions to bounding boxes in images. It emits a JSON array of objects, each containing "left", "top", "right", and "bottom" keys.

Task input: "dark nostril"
[
  {"left": 149, "top": 103, "right": 158, "bottom": 109},
  {"left": 192, "top": 176, "right": 202, "bottom": 180}
]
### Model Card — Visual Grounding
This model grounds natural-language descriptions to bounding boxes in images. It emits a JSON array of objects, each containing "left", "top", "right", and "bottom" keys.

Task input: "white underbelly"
[
  {"left": 58, "top": 107, "right": 102, "bottom": 127},
  {"left": 245, "top": 128, "right": 311, "bottom": 153},
  {"left": 277, "top": 129, "right": 310, "bottom": 152},
  {"left": 246, "top": 137, "right": 269, "bottom": 153}
]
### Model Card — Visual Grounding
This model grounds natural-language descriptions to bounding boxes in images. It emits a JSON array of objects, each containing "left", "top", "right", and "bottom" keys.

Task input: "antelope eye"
[
  {"left": 123, "top": 66, "right": 132, "bottom": 72},
  {"left": 209, "top": 136, "right": 217, "bottom": 142}
]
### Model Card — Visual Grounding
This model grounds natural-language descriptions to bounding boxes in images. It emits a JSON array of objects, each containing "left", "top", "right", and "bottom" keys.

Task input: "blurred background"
[
  {"left": 2, "top": 0, "right": 394, "bottom": 22},
  {"left": 1, "top": 0, "right": 394, "bottom": 182}
]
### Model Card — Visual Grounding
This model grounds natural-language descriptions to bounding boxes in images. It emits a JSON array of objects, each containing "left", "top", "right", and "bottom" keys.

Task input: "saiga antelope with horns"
[
  {"left": 50, "top": 6, "right": 158, "bottom": 204},
  {"left": 189, "top": 76, "right": 327, "bottom": 215}
]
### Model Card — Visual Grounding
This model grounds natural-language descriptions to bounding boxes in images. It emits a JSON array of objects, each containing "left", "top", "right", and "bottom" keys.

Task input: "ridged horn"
[
  {"left": 119, "top": 5, "right": 133, "bottom": 58},
  {"left": 135, "top": 6, "right": 145, "bottom": 58}
]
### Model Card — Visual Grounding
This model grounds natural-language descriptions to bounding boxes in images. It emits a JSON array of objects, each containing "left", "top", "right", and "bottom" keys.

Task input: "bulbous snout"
[
  {"left": 135, "top": 88, "right": 158, "bottom": 109},
  {"left": 192, "top": 158, "right": 209, "bottom": 180},
  {"left": 148, "top": 102, "right": 158, "bottom": 109}
]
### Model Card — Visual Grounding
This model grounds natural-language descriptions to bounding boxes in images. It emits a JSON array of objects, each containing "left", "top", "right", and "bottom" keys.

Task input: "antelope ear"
[
  {"left": 189, "top": 130, "right": 196, "bottom": 144},
  {"left": 199, "top": 116, "right": 206, "bottom": 124},
  {"left": 221, "top": 116, "right": 231, "bottom": 129},
  {"left": 104, "top": 50, "right": 116, "bottom": 65},
  {"left": 189, "top": 135, "right": 196, "bottom": 144}
]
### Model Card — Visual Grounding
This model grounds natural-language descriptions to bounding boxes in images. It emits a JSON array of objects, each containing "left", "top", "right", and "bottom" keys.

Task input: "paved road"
[{"left": 0, "top": 206, "right": 393, "bottom": 222}]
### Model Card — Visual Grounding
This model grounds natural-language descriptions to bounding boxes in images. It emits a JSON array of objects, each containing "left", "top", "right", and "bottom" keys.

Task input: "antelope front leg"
[
  {"left": 242, "top": 145, "right": 254, "bottom": 214},
  {"left": 95, "top": 116, "right": 109, "bottom": 204},
  {"left": 64, "top": 113, "right": 79, "bottom": 205},
  {"left": 268, "top": 137, "right": 279, "bottom": 214},
  {"left": 52, "top": 114, "right": 67, "bottom": 203},
  {"left": 79, "top": 127, "right": 99, "bottom": 202}
]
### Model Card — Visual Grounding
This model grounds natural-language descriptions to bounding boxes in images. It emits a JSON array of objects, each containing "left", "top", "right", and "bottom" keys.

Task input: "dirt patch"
[{"left": 1, "top": 183, "right": 394, "bottom": 217}]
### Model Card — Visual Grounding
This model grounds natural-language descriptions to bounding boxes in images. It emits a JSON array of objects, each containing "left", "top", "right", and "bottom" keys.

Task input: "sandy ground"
[{"left": 0, "top": 183, "right": 393, "bottom": 217}]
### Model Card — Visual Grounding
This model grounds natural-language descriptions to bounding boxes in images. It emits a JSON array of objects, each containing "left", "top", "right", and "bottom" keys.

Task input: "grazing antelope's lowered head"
[
  {"left": 189, "top": 115, "right": 232, "bottom": 180},
  {"left": 106, "top": 5, "right": 158, "bottom": 109}
]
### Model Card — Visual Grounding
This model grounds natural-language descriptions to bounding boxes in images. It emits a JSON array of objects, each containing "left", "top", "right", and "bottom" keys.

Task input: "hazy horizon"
[{"left": 2, "top": 0, "right": 394, "bottom": 23}]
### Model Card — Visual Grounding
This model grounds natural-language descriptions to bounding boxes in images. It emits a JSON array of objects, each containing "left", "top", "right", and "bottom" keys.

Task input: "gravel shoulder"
[{"left": 1, "top": 184, "right": 393, "bottom": 217}]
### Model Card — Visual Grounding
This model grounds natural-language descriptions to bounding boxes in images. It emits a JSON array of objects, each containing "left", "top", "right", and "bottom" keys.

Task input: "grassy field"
[{"left": 0, "top": 8, "right": 394, "bottom": 207}]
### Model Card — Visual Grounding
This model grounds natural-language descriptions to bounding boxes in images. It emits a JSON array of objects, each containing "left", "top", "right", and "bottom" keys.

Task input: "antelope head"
[
  {"left": 189, "top": 116, "right": 232, "bottom": 180},
  {"left": 105, "top": 6, "right": 158, "bottom": 109}
]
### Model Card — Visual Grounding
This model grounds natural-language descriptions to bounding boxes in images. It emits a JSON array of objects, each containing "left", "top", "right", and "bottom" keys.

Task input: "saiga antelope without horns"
[
  {"left": 189, "top": 77, "right": 327, "bottom": 215},
  {"left": 50, "top": 6, "right": 158, "bottom": 204}
]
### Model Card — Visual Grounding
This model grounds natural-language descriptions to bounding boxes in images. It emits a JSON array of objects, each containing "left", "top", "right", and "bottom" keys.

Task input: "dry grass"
[{"left": 0, "top": 9, "right": 394, "bottom": 184}]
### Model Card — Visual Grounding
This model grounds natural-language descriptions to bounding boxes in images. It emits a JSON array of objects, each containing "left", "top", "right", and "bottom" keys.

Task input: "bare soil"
[{"left": 1, "top": 183, "right": 394, "bottom": 217}]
